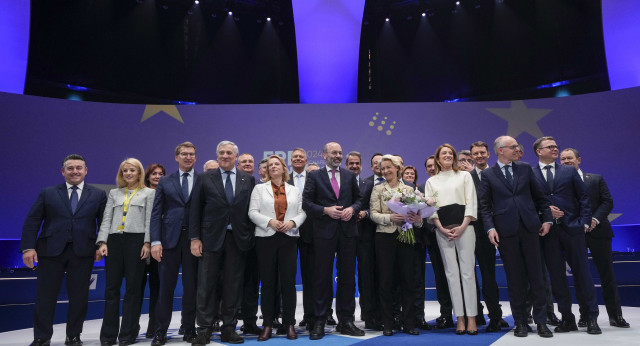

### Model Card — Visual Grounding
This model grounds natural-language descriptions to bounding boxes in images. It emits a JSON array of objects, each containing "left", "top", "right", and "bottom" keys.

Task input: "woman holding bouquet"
[
  {"left": 370, "top": 154, "right": 423, "bottom": 336},
  {"left": 425, "top": 144, "right": 479, "bottom": 335}
]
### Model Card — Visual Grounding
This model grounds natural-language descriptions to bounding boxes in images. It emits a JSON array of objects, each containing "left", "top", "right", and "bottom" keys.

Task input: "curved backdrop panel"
[{"left": 2, "top": 88, "right": 639, "bottom": 249}]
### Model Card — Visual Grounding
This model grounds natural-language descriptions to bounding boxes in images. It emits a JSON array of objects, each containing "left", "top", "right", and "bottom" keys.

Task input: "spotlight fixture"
[
  {"left": 422, "top": 12, "right": 426, "bottom": 17},
  {"left": 194, "top": 0, "right": 199, "bottom": 4},
  {"left": 385, "top": 17, "right": 389, "bottom": 22},
  {"left": 267, "top": 17, "right": 271, "bottom": 21},
  {"left": 456, "top": 1, "right": 461, "bottom": 5},
  {"left": 228, "top": 11, "right": 233, "bottom": 15}
]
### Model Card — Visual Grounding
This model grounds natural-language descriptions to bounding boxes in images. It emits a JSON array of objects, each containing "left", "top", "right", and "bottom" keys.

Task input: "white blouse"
[{"left": 425, "top": 170, "right": 477, "bottom": 222}]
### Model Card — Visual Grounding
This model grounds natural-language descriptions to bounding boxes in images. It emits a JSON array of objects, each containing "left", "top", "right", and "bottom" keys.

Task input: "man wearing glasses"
[
  {"left": 532, "top": 136, "right": 601, "bottom": 335},
  {"left": 478, "top": 135, "right": 553, "bottom": 338}
]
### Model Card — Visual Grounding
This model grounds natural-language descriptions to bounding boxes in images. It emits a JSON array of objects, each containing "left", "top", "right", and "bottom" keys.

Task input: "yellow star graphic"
[
  {"left": 486, "top": 100, "right": 551, "bottom": 139},
  {"left": 141, "top": 105, "right": 184, "bottom": 124}
]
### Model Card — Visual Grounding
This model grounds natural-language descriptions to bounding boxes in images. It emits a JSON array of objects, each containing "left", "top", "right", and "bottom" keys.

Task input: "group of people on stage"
[{"left": 20, "top": 136, "right": 630, "bottom": 346}]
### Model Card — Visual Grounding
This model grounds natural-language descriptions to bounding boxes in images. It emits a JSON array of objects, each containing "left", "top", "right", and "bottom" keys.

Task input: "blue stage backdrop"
[{"left": 2, "top": 88, "right": 640, "bottom": 261}]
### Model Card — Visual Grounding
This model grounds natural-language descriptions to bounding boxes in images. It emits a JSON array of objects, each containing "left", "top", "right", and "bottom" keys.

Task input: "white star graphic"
[{"left": 487, "top": 100, "right": 551, "bottom": 139}]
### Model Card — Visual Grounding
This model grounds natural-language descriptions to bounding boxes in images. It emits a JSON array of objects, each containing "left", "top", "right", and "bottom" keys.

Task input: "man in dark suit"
[
  {"left": 302, "top": 141, "right": 364, "bottom": 340},
  {"left": 560, "top": 148, "right": 629, "bottom": 328},
  {"left": 418, "top": 156, "right": 454, "bottom": 329},
  {"left": 150, "top": 142, "right": 200, "bottom": 345},
  {"left": 478, "top": 136, "right": 553, "bottom": 338},
  {"left": 346, "top": 151, "right": 382, "bottom": 331},
  {"left": 189, "top": 140, "right": 256, "bottom": 345},
  {"left": 364, "top": 153, "right": 384, "bottom": 185},
  {"left": 467, "top": 143, "right": 509, "bottom": 332},
  {"left": 532, "top": 137, "right": 601, "bottom": 335},
  {"left": 21, "top": 154, "right": 107, "bottom": 346}
]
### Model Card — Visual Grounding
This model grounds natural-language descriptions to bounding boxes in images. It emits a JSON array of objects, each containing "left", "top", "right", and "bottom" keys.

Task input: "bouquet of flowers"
[{"left": 385, "top": 187, "right": 438, "bottom": 244}]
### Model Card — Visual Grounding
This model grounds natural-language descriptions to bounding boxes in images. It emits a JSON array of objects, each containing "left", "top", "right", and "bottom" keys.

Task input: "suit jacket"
[
  {"left": 21, "top": 183, "right": 107, "bottom": 257},
  {"left": 302, "top": 167, "right": 362, "bottom": 239},
  {"left": 150, "top": 170, "right": 199, "bottom": 249},
  {"left": 288, "top": 173, "right": 313, "bottom": 243},
  {"left": 478, "top": 162, "right": 551, "bottom": 237},
  {"left": 357, "top": 177, "right": 376, "bottom": 242},
  {"left": 370, "top": 182, "right": 414, "bottom": 233},
  {"left": 533, "top": 163, "right": 591, "bottom": 235},
  {"left": 189, "top": 169, "right": 256, "bottom": 252},
  {"left": 248, "top": 181, "right": 307, "bottom": 237},
  {"left": 97, "top": 187, "right": 155, "bottom": 244},
  {"left": 470, "top": 170, "right": 485, "bottom": 234},
  {"left": 583, "top": 172, "right": 614, "bottom": 239}
]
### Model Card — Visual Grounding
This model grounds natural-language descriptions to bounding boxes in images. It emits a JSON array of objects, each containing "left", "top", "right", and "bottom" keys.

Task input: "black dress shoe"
[
  {"left": 286, "top": 325, "right": 298, "bottom": 340},
  {"left": 610, "top": 315, "right": 630, "bottom": 328},
  {"left": 191, "top": 330, "right": 211, "bottom": 346},
  {"left": 383, "top": 328, "right": 393, "bottom": 336},
  {"left": 212, "top": 320, "right": 221, "bottom": 332},
  {"left": 364, "top": 320, "right": 383, "bottom": 331},
  {"left": 586, "top": 318, "right": 602, "bottom": 335},
  {"left": 326, "top": 314, "right": 337, "bottom": 326},
  {"left": 299, "top": 319, "right": 307, "bottom": 327},
  {"left": 547, "top": 312, "right": 561, "bottom": 326},
  {"left": 183, "top": 328, "right": 198, "bottom": 343},
  {"left": 467, "top": 329, "right": 478, "bottom": 335},
  {"left": 486, "top": 320, "right": 502, "bottom": 332},
  {"left": 31, "top": 339, "right": 51, "bottom": 346},
  {"left": 220, "top": 329, "right": 244, "bottom": 344},
  {"left": 476, "top": 314, "right": 487, "bottom": 326},
  {"left": 554, "top": 318, "right": 578, "bottom": 333},
  {"left": 272, "top": 318, "right": 283, "bottom": 329},
  {"left": 455, "top": 329, "right": 466, "bottom": 335},
  {"left": 65, "top": 335, "right": 83, "bottom": 346},
  {"left": 527, "top": 314, "right": 533, "bottom": 324},
  {"left": 578, "top": 316, "right": 587, "bottom": 328},
  {"left": 118, "top": 340, "right": 135, "bottom": 346},
  {"left": 336, "top": 321, "right": 365, "bottom": 336},
  {"left": 178, "top": 324, "right": 186, "bottom": 335},
  {"left": 416, "top": 318, "right": 432, "bottom": 330},
  {"left": 403, "top": 327, "right": 419, "bottom": 335},
  {"left": 435, "top": 316, "right": 454, "bottom": 329},
  {"left": 150, "top": 331, "right": 166, "bottom": 346},
  {"left": 145, "top": 330, "right": 154, "bottom": 339},
  {"left": 514, "top": 323, "right": 529, "bottom": 337},
  {"left": 309, "top": 321, "right": 325, "bottom": 340},
  {"left": 499, "top": 319, "right": 509, "bottom": 328},
  {"left": 276, "top": 325, "right": 286, "bottom": 335},
  {"left": 537, "top": 323, "right": 553, "bottom": 338},
  {"left": 241, "top": 323, "right": 262, "bottom": 335}
]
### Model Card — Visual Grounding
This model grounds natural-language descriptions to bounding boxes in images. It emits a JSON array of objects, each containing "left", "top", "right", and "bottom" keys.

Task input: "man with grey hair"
[
  {"left": 189, "top": 140, "right": 256, "bottom": 344},
  {"left": 237, "top": 153, "right": 255, "bottom": 175},
  {"left": 203, "top": 160, "right": 219, "bottom": 171},
  {"left": 258, "top": 158, "right": 269, "bottom": 182},
  {"left": 303, "top": 141, "right": 364, "bottom": 340},
  {"left": 458, "top": 150, "right": 474, "bottom": 172},
  {"left": 306, "top": 163, "right": 319, "bottom": 173}
]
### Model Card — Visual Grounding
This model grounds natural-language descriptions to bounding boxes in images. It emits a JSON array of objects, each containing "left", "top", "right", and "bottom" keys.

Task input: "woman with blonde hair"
[{"left": 96, "top": 158, "right": 156, "bottom": 345}]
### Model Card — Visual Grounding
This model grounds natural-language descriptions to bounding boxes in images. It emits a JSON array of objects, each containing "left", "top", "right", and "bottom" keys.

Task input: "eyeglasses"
[
  {"left": 179, "top": 152, "right": 196, "bottom": 157},
  {"left": 458, "top": 158, "right": 474, "bottom": 163},
  {"left": 500, "top": 145, "right": 519, "bottom": 150},
  {"left": 539, "top": 145, "right": 558, "bottom": 151}
]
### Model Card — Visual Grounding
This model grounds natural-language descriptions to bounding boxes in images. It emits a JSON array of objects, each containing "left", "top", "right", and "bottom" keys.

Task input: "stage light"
[
  {"left": 456, "top": 1, "right": 461, "bottom": 5},
  {"left": 267, "top": 17, "right": 271, "bottom": 21},
  {"left": 194, "top": 0, "right": 199, "bottom": 4},
  {"left": 422, "top": 12, "right": 426, "bottom": 17},
  {"left": 385, "top": 17, "right": 389, "bottom": 22},
  {"left": 228, "top": 11, "right": 233, "bottom": 15}
]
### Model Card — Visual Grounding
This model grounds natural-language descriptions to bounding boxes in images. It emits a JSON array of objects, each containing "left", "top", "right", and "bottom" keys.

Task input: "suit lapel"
[
  {"left": 511, "top": 163, "right": 520, "bottom": 190},
  {"left": 492, "top": 164, "right": 512, "bottom": 191},
  {"left": 57, "top": 184, "right": 73, "bottom": 215},
  {"left": 532, "top": 164, "right": 548, "bottom": 193},
  {"left": 75, "top": 185, "right": 91, "bottom": 213},
  {"left": 319, "top": 167, "right": 337, "bottom": 199},
  {"left": 210, "top": 169, "right": 227, "bottom": 205},
  {"left": 170, "top": 172, "right": 185, "bottom": 204},
  {"left": 234, "top": 171, "right": 247, "bottom": 203}
]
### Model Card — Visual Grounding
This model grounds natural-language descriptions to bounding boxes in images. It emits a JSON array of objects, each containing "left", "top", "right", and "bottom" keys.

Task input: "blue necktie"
[
  {"left": 70, "top": 185, "right": 79, "bottom": 214},
  {"left": 181, "top": 172, "right": 189, "bottom": 201},
  {"left": 544, "top": 165, "right": 554, "bottom": 191},
  {"left": 296, "top": 174, "right": 303, "bottom": 189},
  {"left": 376, "top": 177, "right": 384, "bottom": 185},
  {"left": 224, "top": 171, "right": 234, "bottom": 204},
  {"left": 504, "top": 165, "right": 513, "bottom": 186}
]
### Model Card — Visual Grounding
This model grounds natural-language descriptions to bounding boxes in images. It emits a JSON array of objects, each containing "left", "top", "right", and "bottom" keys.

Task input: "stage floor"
[{"left": 2, "top": 294, "right": 638, "bottom": 345}]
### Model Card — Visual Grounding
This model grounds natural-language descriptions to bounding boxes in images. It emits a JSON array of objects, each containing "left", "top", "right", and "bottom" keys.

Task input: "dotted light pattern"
[{"left": 369, "top": 112, "right": 396, "bottom": 135}]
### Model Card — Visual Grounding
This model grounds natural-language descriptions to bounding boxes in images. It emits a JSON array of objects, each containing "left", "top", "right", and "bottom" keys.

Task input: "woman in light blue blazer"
[
  {"left": 96, "top": 158, "right": 155, "bottom": 345},
  {"left": 249, "top": 155, "right": 306, "bottom": 341}
]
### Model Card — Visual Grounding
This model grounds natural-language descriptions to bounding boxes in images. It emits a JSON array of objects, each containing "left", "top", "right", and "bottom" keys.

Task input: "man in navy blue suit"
[
  {"left": 560, "top": 148, "right": 629, "bottom": 328},
  {"left": 189, "top": 140, "right": 256, "bottom": 345},
  {"left": 532, "top": 137, "right": 601, "bottom": 334},
  {"left": 150, "top": 142, "right": 199, "bottom": 345},
  {"left": 478, "top": 136, "right": 553, "bottom": 338},
  {"left": 21, "top": 154, "right": 107, "bottom": 346},
  {"left": 302, "top": 141, "right": 364, "bottom": 340}
]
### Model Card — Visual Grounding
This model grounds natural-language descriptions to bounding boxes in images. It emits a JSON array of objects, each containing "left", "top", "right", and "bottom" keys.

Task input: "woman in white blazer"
[
  {"left": 96, "top": 158, "right": 155, "bottom": 345},
  {"left": 249, "top": 155, "right": 306, "bottom": 341}
]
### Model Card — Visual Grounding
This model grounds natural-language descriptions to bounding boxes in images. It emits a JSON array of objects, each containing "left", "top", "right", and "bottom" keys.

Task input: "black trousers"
[
  {"left": 425, "top": 229, "right": 452, "bottom": 317},
  {"left": 141, "top": 256, "right": 159, "bottom": 333},
  {"left": 313, "top": 232, "right": 357, "bottom": 323},
  {"left": 33, "top": 243, "right": 94, "bottom": 340},
  {"left": 474, "top": 229, "right": 502, "bottom": 320},
  {"left": 581, "top": 236, "right": 621, "bottom": 318},
  {"left": 100, "top": 233, "right": 146, "bottom": 343},
  {"left": 356, "top": 232, "right": 378, "bottom": 322},
  {"left": 155, "top": 228, "right": 198, "bottom": 333},
  {"left": 413, "top": 245, "right": 427, "bottom": 320},
  {"left": 255, "top": 233, "right": 299, "bottom": 326},
  {"left": 375, "top": 232, "right": 417, "bottom": 330},
  {"left": 498, "top": 221, "right": 547, "bottom": 325},
  {"left": 542, "top": 225, "right": 598, "bottom": 319},
  {"left": 241, "top": 246, "right": 260, "bottom": 325},
  {"left": 298, "top": 238, "right": 315, "bottom": 322},
  {"left": 196, "top": 232, "right": 246, "bottom": 330}
]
